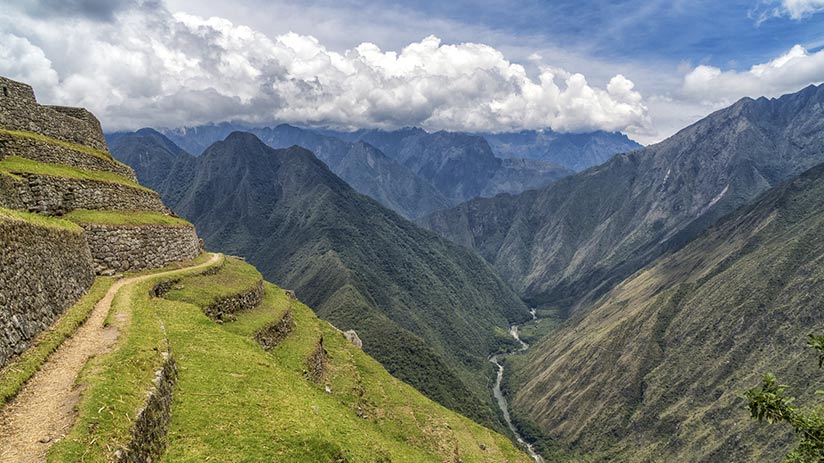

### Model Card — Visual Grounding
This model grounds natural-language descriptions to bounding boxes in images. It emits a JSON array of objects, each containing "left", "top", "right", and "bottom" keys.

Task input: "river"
[{"left": 489, "top": 309, "right": 545, "bottom": 463}]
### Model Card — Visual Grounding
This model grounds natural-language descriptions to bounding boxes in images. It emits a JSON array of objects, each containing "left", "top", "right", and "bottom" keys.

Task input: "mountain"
[
  {"left": 351, "top": 128, "right": 573, "bottom": 203},
  {"left": 508, "top": 160, "right": 824, "bottom": 462},
  {"left": 420, "top": 84, "right": 824, "bottom": 312},
  {"left": 111, "top": 125, "right": 449, "bottom": 219},
  {"left": 130, "top": 131, "right": 531, "bottom": 430},
  {"left": 480, "top": 129, "right": 642, "bottom": 172}
]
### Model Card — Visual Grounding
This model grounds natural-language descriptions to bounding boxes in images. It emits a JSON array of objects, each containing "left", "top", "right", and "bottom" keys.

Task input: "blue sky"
[{"left": 3, "top": 0, "right": 824, "bottom": 143}]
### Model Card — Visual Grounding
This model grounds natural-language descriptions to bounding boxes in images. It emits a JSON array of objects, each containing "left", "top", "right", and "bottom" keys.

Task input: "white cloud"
[
  {"left": 681, "top": 44, "right": 824, "bottom": 106},
  {"left": 0, "top": 3, "right": 651, "bottom": 135},
  {"left": 780, "top": 0, "right": 824, "bottom": 18}
]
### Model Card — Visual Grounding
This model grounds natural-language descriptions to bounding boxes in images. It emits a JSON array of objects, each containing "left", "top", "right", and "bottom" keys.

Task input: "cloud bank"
[
  {"left": 0, "top": 3, "right": 650, "bottom": 135},
  {"left": 682, "top": 44, "right": 824, "bottom": 105}
]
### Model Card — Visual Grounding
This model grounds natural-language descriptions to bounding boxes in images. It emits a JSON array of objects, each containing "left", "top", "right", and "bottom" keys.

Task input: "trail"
[
  {"left": 490, "top": 308, "right": 544, "bottom": 463},
  {"left": 0, "top": 253, "right": 220, "bottom": 463}
]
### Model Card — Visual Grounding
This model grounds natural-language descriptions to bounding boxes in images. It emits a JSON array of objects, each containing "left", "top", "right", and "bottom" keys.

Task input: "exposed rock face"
[
  {"left": 0, "top": 77, "right": 107, "bottom": 151},
  {"left": 81, "top": 224, "right": 200, "bottom": 274},
  {"left": 344, "top": 330, "right": 363, "bottom": 349},
  {"left": 0, "top": 131, "right": 136, "bottom": 180},
  {"left": 202, "top": 279, "right": 264, "bottom": 321},
  {"left": 0, "top": 217, "right": 94, "bottom": 367},
  {"left": 2, "top": 174, "right": 169, "bottom": 216}
]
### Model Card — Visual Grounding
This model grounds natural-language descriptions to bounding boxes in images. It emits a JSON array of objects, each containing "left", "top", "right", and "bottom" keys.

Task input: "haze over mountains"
[
  {"left": 107, "top": 83, "right": 824, "bottom": 462},
  {"left": 421, "top": 84, "right": 824, "bottom": 312},
  {"left": 114, "top": 123, "right": 635, "bottom": 218}
]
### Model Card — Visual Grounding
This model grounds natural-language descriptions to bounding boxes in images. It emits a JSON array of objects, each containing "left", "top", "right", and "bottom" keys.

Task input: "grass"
[
  {"left": 64, "top": 209, "right": 192, "bottom": 227},
  {"left": 163, "top": 256, "right": 262, "bottom": 309},
  {"left": 0, "top": 156, "right": 152, "bottom": 192},
  {"left": 0, "top": 277, "right": 114, "bottom": 405},
  {"left": 49, "top": 257, "right": 530, "bottom": 462},
  {"left": 0, "top": 207, "right": 83, "bottom": 233},
  {"left": 0, "top": 128, "right": 116, "bottom": 162}
]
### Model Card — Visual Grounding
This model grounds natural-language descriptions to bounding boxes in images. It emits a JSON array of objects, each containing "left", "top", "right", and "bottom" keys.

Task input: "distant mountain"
[
  {"left": 420, "top": 84, "right": 824, "bottom": 312},
  {"left": 113, "top": 125, "right": 449, "bottom": 219},
  {"left": 348, "top": 128, "right": 573, "bottom": 204},
  {"left": 118, "top": 131, "right": 530, "bottom": 430},
  {"left": 510, "top": 160, "right": 824, "bottom": 462},
  {"left": 479, "top": 129, "right": 641, "bottom": 172}
]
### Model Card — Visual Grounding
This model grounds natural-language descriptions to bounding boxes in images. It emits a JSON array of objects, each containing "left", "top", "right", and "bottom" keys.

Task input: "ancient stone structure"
[
  {"left": 2, "top": 174, "right": 169, "bottom": 216},
  {"left": 305, "top": 337, "right": 328, "bottom": 383},
  {"left": 255, "top": 310, "right": 296, "bottom": 350},
  {"left": 202, "top": 280, "right": 264, "bottom": 322},
  {"left": 0, "top": 77, "right": 108, "bottom": 151},
  {"left": 116, "top": 342, "right": 177, "bottom": 463},
  {"left": 81, "top": 224, "right": 200, "bottom": 274},
  {"left": 0, "top": 131, "right": 137, "bottom": 180},
  {"left": 0, "top": 75, "right": 203, "bottom": 370},
  {"left": 0, "top": 216, "right": 95, "bottom": 367}
]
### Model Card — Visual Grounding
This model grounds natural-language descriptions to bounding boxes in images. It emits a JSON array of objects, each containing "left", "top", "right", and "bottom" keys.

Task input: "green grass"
[
  {"left": 64, "top": 209, "right": 192, "bottom": 227},
  {"left": 0, "top": 207, "right": 83, "bottom": 233},
  {"left": 49, "top": 257, "right": 530, "bottom": 462},
  {"left": 0, "top": 128, "right": 115, "bottom": 162},
  {"left": 0, "top": 156, "right": 151, "bottom": 192},
  {"left": 162, "top": 257, "right": 262, "bottom": 309},
  {"left": 0, "top": 277, "right": 113, "bottom": 405}
]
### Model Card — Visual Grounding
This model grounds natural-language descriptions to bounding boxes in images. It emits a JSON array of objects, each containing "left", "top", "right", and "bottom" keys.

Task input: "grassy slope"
[
  {"left": 0, "top": 207, "right": 83, "bottom": 232},
  {"left": 0, "top": 277, "right": 113, "bottom": 405},
  {"left": 163, "top": 134, "right": 529, "bottom": 430},
  {"left": 64, "top": 209, "right": 191, "bottom": 227},
  {"left": 0, "top": 156, "right": 150, "bottom": 191},
  {"left": 510, "top": 162, "right": 824, "bottom": 462},
  {"left": 50, "top": 256, "right": 530, "bottom": 462},
  {"left": 0, "top": 128, "right": 117, "bottom": 162}
]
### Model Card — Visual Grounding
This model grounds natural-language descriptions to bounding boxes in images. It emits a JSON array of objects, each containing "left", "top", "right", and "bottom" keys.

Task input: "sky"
[{"left": 2, "top": 1, "right": 824, "bottom": 144}]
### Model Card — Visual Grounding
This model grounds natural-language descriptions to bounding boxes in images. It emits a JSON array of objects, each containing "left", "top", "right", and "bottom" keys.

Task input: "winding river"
[{"left": 489, "top": 309, "right": 545, "bottom": 463}]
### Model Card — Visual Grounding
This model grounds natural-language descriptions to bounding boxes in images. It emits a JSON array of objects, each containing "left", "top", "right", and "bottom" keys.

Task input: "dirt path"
[{"left": 0, "top": 253, "right": 220, "bottom": 463}]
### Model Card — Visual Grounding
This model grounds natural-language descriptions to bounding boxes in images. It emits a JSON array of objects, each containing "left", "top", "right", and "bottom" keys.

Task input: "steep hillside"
[
  {"left": 421, "top": 84, "right": 824, "bottom": 311},
  {"left": 480, "top": 129, "right": 641, "bottom": 172},
  {"left": 112, "top": 125, "right": 449, "bottom": 219},
  {"left": 142, "top": 131, "right": 530, "bottom": 429},
  {"left": 509, "top": 161, "right": 824, "bottom": 462},
  {"left": 353, "top": 128, "right": 573, "bottom": 203},
  {"left": 47, "top": 256, "right": 531, "bottom": 462}
]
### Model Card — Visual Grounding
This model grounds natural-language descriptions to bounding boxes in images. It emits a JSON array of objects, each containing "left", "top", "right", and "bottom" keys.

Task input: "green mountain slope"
[
  {"left": 136, "top": 131, "right": 530, "bottom": 430},
  {"left": 420, "top": 84, "right": 824, "bottom": 312},
  {"left": 509, "top": 161, "right": 824, "bottom": 462}
]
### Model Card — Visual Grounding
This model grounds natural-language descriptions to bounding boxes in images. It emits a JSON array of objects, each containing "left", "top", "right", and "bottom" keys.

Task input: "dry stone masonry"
[
  {"left": 255, "top": 309, "right": 296, "bottom": 350},
  {"left": 0, "top": 77, "right": 108, "bottom": 151},
  {"left": 1, "top": 174, "right": 169, "bottom": 216},
  {"left": 0, "top": 131, "right": 137, "bottom": 181},
  {"left": 203, "top": 280, "right": 264, "bottom": 322},
  {"left": 0, "top": 217, "right": 95, "bottom": 368},
  {"left": 82, "top": 224, "right": 201, "bottom": 274}
]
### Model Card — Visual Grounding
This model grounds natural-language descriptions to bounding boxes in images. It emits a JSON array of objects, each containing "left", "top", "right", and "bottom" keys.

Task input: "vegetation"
[
  {"left": 0, "top": 156, "right": 150, "bottom": 191},
  {"left": 0, "top": 207, "right": 82, "bottom": 232},
  {"left": 162, "top": 256, "right": 261, "bottom": 308},
  {"left": 0, "top": 128, "right": 117, "bottom": 162},
  {"left": 506, "top": 161, "right": 824, "bottom": 462},
  {"left": 64, "top": 209, "right": 191, "bottom": 227},
  {"left": 136, "top": 132, "right": 530, "bottom": 430},
  {"left": 745, "top": 333, "right": 824, "bottom": 463},
  {"left": 49, "top": 255, "right": 531, "bottom": 462},
  {"left": 0, "top": 277, "right": 113, "bottom": 405}
]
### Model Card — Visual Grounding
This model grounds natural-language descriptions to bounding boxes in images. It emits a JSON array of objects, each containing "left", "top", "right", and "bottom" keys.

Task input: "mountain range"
[
  {"left": 420, "top": 84, "right": 824, "bottom": 313},
  {"left": 110, "top": 130, "right": 531, "bottom": 430}
]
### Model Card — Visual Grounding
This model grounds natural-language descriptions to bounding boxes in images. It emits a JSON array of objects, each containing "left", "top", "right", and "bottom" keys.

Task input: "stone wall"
[
  {"left": 1, "top": 173, "right": 169, "bottom": 216},
  {"left": 255, "top": 309, "right": 295, "bottom": 350},
  {"left": 81, "top": 224, "right": 201, "bottom": 274},
  {"left": 0, "top": 217, "right": 95, "bottom": 368},
  {"left": 203, "top": 280, "right": 264, "bottom": 322},
  {"left": 116, "top": 341, "right": 177, "bottom": 463},
  {"left": 0, "top": 131, "right": 137, "bottom": 181},
  {"left": 0, "top": 77, "right": 107, "bottom": 151}
]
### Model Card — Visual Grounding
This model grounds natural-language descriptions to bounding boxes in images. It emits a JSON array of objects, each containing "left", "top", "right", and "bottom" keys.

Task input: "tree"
[{"left": 745, "top": 334, "right": 824, "bottom": 463}]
